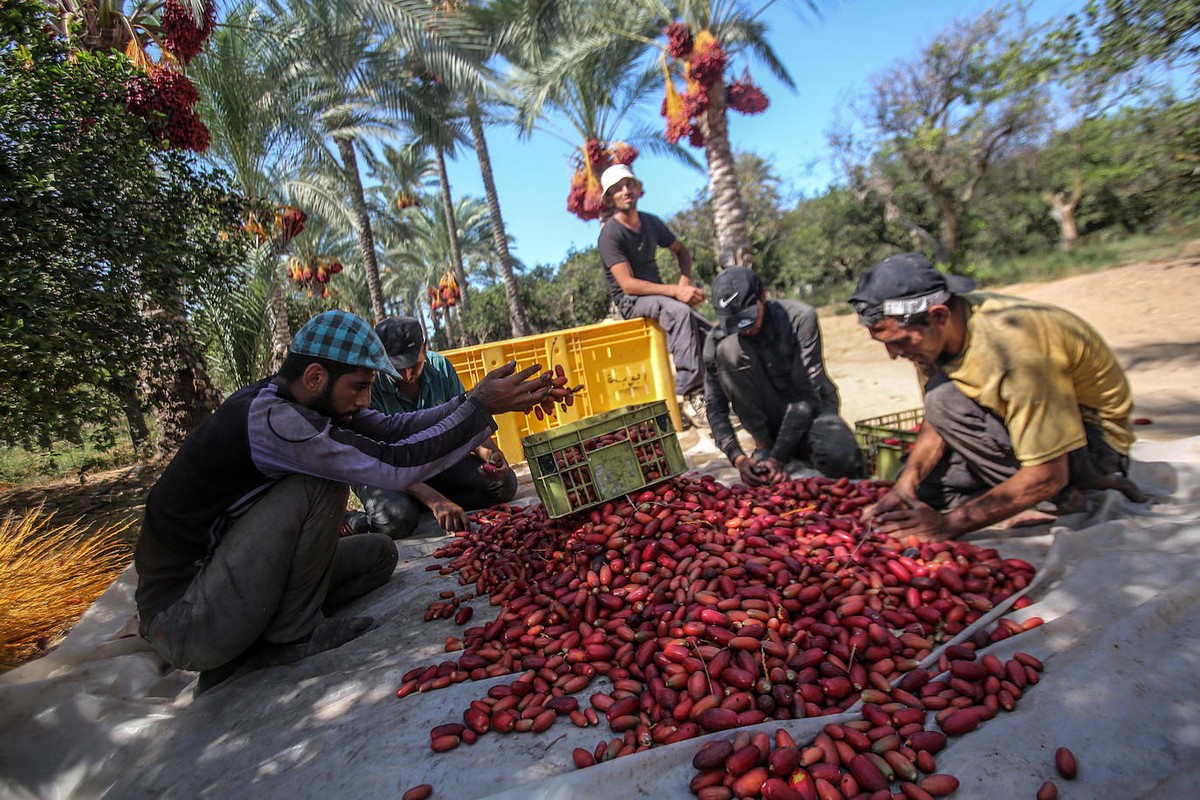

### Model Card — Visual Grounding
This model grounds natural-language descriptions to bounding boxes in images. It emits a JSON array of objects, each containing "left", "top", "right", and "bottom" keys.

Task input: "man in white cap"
[
  {"left": 596, "top": 163, "right": 712, "bottom": 428},
  {"left": 849, "top": 253, "right": 1145, "bottom": 541},
  {"left": 135, "top": 310, "right": 552, "bottom": 692}
]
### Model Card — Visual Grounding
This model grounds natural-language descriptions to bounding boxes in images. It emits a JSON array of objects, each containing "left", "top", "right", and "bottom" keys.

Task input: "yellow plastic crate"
[
  {"left": 523, "top": 401, "right": 687, "bottom": 518},
  {"left": 442, "top": 318, "right": 682, "bottom": 464},
  {"left": 854, "top": 408, "right": 924, "bottom": 480}
]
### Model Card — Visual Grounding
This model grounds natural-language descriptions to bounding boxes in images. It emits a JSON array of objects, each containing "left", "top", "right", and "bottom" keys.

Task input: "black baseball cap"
[
  {"left": 712, "top": 267, "right": 764, "bottom": 334},
  {"left": 374, "top": 316, "right": 425, "bottom": 371},
  {"left": 848, "top": 253, "right": 976, "bottom": 325}
]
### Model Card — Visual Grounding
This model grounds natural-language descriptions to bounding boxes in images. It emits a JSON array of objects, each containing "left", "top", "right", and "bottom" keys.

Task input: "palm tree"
[
  {"left": 512, "top": 0, "right": 810, "bottom": 269},
  {"left": 192, "top": 1, "right": 305, "bottom": 362},
  {"left": 383, "top": 192, "right": 496, "bottom": 348},
  {"left": 262, "top": 0, "right": 485, "bottom": 324},
  {"left": 466, "top": 99, "right": 531, "bottom": 337},
  {"left": 500, "top": 0, "right": 701, "bottom": 227}
]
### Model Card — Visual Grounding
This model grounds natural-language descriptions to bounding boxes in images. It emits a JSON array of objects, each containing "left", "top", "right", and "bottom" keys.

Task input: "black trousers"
[{"left": 353, "top": 453, "right": 517, "bottom": 538}]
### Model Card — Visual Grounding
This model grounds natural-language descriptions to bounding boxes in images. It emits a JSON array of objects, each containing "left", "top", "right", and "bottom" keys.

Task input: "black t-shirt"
[{"left": 597, "top": 212, "right": 676, "bottom": 303}]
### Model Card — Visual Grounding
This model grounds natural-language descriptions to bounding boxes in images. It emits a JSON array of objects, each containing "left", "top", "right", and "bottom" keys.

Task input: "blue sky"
[{"left": 444, "top": 0, "right": 1077, "bottom": 269}]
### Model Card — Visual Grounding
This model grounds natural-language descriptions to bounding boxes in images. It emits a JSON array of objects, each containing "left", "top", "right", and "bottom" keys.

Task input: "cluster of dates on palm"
[
  {"left": 660, "top": 22, "right": 769, "bottom": 148},
  {"left": 286, "top": 255, "right": 343, "bottom": 298},
  {"left": 121, "top": 0, "right": 217, "bottom": 152},
  {"left": 429, "top": 272, "right": 461, "bottom": 315}
]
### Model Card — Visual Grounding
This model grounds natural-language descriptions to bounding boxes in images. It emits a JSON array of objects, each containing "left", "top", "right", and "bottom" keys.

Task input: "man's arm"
[
  {"left": 669, "top": 240, "right": 694, "bottom": 282},
  {"left": 874, "top": 453, "right": 1069, "bottom": 541},
  {"left": 406, "top": 482, "right": 470, "bottom": 532},
  {"left": 788, "top": 302, "right": 840, "bottom": 414},
  {"left": 869, "top": 421, "right": 946, "bottom": 517},
  {"left": 609, "top": 259, "right": 705, "bottom": 305}
]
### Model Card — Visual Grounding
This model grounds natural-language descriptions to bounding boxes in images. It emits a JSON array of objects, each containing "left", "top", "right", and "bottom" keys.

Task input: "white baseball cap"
[{"left": 600, "top": 164, "right": 641, "bottom": 198}]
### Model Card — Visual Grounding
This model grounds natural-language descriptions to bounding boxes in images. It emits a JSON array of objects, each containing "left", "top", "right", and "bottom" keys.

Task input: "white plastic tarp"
[{"left": 1, "top": 437, "right": 1199, "bottom": 800}]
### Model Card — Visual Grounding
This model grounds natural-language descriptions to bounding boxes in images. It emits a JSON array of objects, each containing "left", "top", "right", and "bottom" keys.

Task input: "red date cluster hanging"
[{"left": 397, "top": 473, "right": 1038, "bottom": 797}]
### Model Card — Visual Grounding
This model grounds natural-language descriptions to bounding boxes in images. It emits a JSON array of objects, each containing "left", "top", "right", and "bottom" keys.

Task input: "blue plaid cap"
[{"left": 289, "top": 310, "right": 400, "bottom": 379}]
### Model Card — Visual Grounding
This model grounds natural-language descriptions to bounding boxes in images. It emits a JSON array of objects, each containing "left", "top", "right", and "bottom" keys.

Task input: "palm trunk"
[
  {"left": 261, "top": 242, "right": 291, "bottom": 368},
  {"left": 144, "top": 301, "right": 222, "bottom": 459},
  {"left": 335, "top": 135, "right": 386, "bottom": 323},
  {"left": 469, "top": 108, "right": 529, "bottom": 337},
  {"left": 435, "top": 145, "right": 470, "bottom": 345},
  {"left": 700, "top": 79, "right": 752, "bottom": 269}
]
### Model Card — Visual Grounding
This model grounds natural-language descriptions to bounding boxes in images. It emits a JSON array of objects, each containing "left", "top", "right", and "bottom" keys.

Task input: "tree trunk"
[
  {"left": 263, "top": 244, "right": 291, "bottom": 369},
  {"left": 469, "top": 108, "right": 529, "bottom": 337},
  {"left": 1044, "top": 187, "right": 1083, "bottom": 252},
  {"left": 335, "top": 135, "right": 387, "bottom": 323},
  {"left": 435, "top": 145, "right": 471, "bottom": 345},
  {"left": 435, "top": 147, "right": 468, "bottom": 302},
  {"left": 853, "top": 178, "right": 946, "bottom": 260},
  {"left": 113, "top": 377, "right": 151, "bottom": 456},
  {"left": 144, "top": 301, "right": 222, "bottom": 459},
  {"left": 935, "top": 210, "right": 958, "bottom": 264},
  {"left": 700, "top": 79, "right": 752, "bottom": 269}
]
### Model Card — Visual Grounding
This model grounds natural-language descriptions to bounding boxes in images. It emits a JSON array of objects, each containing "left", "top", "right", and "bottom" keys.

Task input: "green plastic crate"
[
  {"left": 854, "top": 408, "right": 924, "bottom": 480},
  {"left": 522, "top": 401, "right": 687, "bottom": 518}
]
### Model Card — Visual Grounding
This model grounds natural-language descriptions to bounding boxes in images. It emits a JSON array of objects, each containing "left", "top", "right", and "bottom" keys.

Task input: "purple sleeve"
[{"left": 246, "top": 385, "right": 495, "bottom": 491}]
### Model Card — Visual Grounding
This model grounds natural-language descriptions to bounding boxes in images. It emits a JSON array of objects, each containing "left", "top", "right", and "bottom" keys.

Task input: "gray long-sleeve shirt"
[{"left": 135, "top": 377, "right": 494, "bottom": 623}]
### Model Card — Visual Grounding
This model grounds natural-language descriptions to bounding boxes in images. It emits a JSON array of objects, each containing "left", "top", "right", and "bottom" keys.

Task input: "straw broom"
[{"left": 0, "top": 507, "right": 133, "bottom": 671}]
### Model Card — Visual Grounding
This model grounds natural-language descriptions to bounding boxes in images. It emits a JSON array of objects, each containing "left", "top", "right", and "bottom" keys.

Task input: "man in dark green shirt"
[{"left": 348, "top": 317, "right": 516, "bottom": 537}]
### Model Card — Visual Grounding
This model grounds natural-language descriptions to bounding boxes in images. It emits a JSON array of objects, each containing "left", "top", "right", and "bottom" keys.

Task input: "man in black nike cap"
[{"left": 703, "top": 267, "right": 861, "bottom": 485}]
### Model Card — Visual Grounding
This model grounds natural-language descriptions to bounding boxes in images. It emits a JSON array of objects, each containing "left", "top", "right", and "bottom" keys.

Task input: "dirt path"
[{"left": 4, "top": 247, "right": 1199, "bottom": 535}]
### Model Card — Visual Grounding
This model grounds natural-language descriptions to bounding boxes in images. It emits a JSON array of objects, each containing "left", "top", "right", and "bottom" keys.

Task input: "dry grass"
[{"left": 0, "top": 507, "right": 133, "bottom": 671}]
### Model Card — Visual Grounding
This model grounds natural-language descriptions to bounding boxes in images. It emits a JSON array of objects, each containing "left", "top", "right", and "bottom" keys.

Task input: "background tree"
[
  {"left": 191, "top": 1, "right": 308, "bottom": 361},
  {"left": 1, "top": 0, "right": 249, "bottom": 454},
  {"left": 835, "top": 7, "right": 1053, "bottom": 264}
]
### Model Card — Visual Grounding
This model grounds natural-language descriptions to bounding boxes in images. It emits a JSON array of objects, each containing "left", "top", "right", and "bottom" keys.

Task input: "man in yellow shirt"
[{"left": 848, "top": 253, "right": 1145, "bottom": 541}]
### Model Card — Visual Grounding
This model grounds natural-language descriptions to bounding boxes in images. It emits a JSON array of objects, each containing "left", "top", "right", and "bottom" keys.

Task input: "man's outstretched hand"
[{"left": 469, "top": 362, "right": 554, "bottom": 414}]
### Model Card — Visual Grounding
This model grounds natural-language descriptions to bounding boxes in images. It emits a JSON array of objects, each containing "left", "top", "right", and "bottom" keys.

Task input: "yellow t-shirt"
[{"left": 940, "top": 293, "right": 1134, "bottom": 466}]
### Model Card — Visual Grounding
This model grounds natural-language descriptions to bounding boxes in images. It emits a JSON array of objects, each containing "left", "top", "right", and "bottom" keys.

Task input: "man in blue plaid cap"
[{"left": 134, "top": 310, "right": 553, "bottom": 693}]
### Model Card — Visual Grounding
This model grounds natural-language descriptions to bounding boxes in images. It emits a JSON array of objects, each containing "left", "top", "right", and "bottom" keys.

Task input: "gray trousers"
[
  {"left": 144, "top": 474, "right": 398, "bottom": 672},
  {"left": 918, "top": 376, "right": 1130, "bottom": 509},
  {"left": 713, "top": 336, "right": 861, "bottom": 478},
  {"left": 354, "top": 453, "right": 518, "bottom": 539},
  {"left": 623, "top": 295, "right": 712, "bottom": 396}
]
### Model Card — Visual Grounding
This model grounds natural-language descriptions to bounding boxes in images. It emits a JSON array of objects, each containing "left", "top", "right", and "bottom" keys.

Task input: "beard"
[{"left": 310, "top": 382, "right": 345, "bottom": 423}]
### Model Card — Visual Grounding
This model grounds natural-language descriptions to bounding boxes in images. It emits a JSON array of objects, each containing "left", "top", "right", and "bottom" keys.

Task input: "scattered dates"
[{"left": 395, "top": 472, "right": 1042, "bottom": 799}]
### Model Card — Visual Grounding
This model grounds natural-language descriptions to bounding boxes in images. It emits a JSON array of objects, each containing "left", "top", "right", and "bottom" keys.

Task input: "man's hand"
[
  {"left": 469, "top": 361, "right": 554, "bottom": 414},
  {"left": 478, "top": 443, "right": 508, "bottom": 479},
  {"left": 871, "top": 500, "right": 954, "bottom": 542},
  {"left": 865, "top": 486, "right": 917, "bottom": 519},
  {"left": 429, "top": 498, "right": 470, "bottom": 533},
  {"left": 734, "top": 454, "right": 788, "bottom": 487},
  {"left": 674, "top": 282, "right": 706, "bottom": 307}
]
